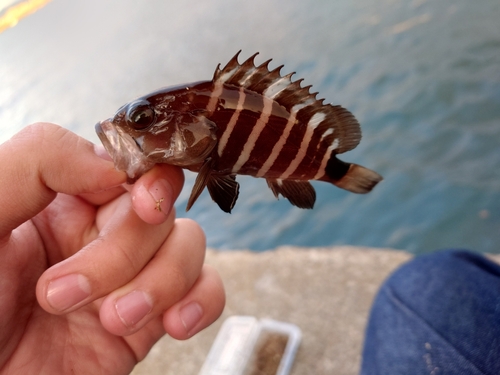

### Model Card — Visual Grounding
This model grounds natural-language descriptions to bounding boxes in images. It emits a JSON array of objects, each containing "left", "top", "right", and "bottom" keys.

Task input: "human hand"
[{"left": 0, "top": 123, "right": 225, "bottom": 374}]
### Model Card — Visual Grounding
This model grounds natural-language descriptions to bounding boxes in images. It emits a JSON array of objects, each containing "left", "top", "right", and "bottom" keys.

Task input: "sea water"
[{"left": 0, "top": 0, "right": 499, "bottom": 253}]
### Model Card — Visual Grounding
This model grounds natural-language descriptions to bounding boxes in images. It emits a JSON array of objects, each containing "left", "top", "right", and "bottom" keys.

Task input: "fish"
[{"left": 95, "top": 51, "right": 382, "bottom": 213}]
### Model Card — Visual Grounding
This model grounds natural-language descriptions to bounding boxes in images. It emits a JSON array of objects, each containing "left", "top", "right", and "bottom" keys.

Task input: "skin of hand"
[{"left": 0, "top": 123, "right": 225, "bottom": 375}]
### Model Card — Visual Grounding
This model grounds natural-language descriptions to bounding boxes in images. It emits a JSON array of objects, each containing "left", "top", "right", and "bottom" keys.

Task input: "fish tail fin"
[
  {"left": 320, "top": 155, "right": 382, "bottom": 193},
  {"left": 333, "top": 163, "right": 383, "bottom": 193}
]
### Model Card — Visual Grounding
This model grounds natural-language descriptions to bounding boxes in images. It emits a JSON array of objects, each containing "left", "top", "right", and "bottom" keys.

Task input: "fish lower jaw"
[
  {"left": 122, "top": 152, "right": 155, "bottom": 181},
  {"left": 95, "top": 120, "right": 154, "bottom": 180},
  {"left": 144, "top": 148, "right": 197, "bottom": 168}
]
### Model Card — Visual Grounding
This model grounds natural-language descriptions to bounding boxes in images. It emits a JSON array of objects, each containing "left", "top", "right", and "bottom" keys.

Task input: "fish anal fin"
[
  {"left": 207, "top": 174, "right": 240, "bottom": 213},
  {"left": 187, "top": 158, "right": 214, "bottom": 211},
  {"left": 267, "top": 179, "right": 316, "bottom": 209}
]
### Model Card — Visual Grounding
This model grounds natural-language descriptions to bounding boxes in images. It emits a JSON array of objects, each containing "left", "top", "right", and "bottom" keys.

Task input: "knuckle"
[
  {"left": 21, "top": 123, "right": 65, "bottom": 145},
  {"left": 204, "top": 265, "right": 225, "bottom": 298},
  {"left": 175, "top": 218, "right": 206, "bottom": 247},
  {"left": 90, "top": 238, "right": 142, "bottom": 284},
  {"left": 168, "top": 264, "right": 192, "bottom": 297}
]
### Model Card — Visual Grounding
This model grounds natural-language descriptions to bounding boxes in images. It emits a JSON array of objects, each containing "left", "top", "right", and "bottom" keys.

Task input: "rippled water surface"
[{"left": 1, "top": 0, "right": 499, "bottom": 253}]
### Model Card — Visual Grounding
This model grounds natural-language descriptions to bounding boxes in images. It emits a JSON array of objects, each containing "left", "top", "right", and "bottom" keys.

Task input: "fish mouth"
[{"left": 95, "top": 120, "right": 154, "bottom": 181}]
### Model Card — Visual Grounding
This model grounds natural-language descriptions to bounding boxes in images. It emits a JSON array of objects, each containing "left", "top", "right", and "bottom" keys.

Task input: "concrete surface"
[{"left": 130, "top": 247, "right": 412, "bottom": 375}]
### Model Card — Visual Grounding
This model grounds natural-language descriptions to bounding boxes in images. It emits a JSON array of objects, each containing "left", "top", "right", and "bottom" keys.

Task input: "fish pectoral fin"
[
  {"left": 266, "top": 179, "right": 316, "bottom": 209},
  {"left": 186, "top": 158, "right": 215, "bottom": 211},
  {"left": 207, "top": 174, "right": 240, "bottom": 213}
]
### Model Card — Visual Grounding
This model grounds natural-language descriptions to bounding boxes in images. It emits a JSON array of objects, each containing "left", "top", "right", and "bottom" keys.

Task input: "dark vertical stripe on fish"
[
  {"left": 240, "top": 108, "right": 288, "bottom": 174},
  {"left": 264, "top": 106, "right": 310, "bottom": 178},
  {"left": 280, "top": 111, "right": 327, "bottom": 179},
  {"left": 216, "top": 86, "right": 247, "bottom": 157},
  {"left": 229, "top": 94, "right": 272, "bottom": 173},
  {"left": 212, "top": 109, "right": 260, "bottom": 173}
]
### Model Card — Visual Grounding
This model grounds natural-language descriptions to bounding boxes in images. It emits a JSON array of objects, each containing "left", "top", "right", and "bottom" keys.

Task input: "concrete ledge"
[{"left": 131, "top": 247, "right": 412, "bottom": 375}]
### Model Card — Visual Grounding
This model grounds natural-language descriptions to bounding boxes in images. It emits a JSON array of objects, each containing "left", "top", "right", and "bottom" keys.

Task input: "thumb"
[{"left": 0, "top": 123, "right": 126, "bottom": 239}]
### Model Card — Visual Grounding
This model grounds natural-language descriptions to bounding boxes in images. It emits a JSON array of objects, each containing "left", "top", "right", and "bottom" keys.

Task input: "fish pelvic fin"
[
  {"left": 267, "top": 178, "right": 316, "bottom": 209},
  {"left": 188, "top": 157, "right": 240, "bottom": 213},
  {"left": 320, "top": 155, "right": 383, "bottom": 194},
  {"left": 187, "top": 158, "right": 214, "bottom": 211},
  {"left": 207, "top": 174, "right": 240, "bottom": 213}
]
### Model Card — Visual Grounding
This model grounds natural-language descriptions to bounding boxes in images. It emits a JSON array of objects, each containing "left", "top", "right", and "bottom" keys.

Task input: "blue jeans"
[{"left": 361, "top": 250, "right": 500, "bottom": 375}]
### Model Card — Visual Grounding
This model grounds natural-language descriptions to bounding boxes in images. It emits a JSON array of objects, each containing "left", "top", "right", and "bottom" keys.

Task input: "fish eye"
[{"left": 125, "top": 101, "right": 156, "bottom": 130}]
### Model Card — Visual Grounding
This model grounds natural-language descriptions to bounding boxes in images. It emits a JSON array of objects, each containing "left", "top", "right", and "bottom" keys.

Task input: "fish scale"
[{"left": 95, "top": 51, "right": 383, "bottom": 213}]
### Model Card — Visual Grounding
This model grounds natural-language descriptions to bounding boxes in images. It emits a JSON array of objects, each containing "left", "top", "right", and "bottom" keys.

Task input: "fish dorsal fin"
[
  {"left": 266, "top": 178, "right": 316, "bottom": 209},
  {"left": 213, "top": 51, "right": 361, "bottom": 153},
  {"left": 207, "top": 174, "right": 240, "bottom": 213}
]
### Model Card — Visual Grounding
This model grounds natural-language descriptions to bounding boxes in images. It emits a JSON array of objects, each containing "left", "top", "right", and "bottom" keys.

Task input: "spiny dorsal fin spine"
[
  {"left": 258, "top": 58, "right": 273, "bottom": 69},
  {"left": 264, "top": 73, "right": 294, "bottom": 98},
  {"left": 212, "top": 63, "right": 222, "bottom": 81},
  {"left": 230, "top": 53, "right": 259, "bottom": 83},
  {"left": 244, "top": 60, "right": 273, "bottom": 90},
  {"left": 252, "top": 65, "right": 284, "bottom": 90},
  {"left": 213, "top": 50, "right": 241, "bottom": 82}
]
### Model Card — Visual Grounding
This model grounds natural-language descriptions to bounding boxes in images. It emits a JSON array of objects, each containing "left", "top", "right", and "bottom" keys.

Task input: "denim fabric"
[{"left": 361, "top": 250, "right": 500, "bottom": 375}]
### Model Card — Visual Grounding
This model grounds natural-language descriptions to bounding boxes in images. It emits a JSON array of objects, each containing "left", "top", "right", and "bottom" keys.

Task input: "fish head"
[{"left": 95, "top": 89, "right": 217, "bottom": 181}]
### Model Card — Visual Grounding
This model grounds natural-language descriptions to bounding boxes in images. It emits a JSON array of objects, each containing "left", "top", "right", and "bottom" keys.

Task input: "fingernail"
[
  {"left": 180, "top": 302, "right": 203, "bottom": 336},
  {"left": 93, "top": 144, "right": 113, "bottom": 161},
  {"left": 47, "top": 274, "right": 91, "bottom": 312},
  {"left": 115, "top": 290, "right": 153, "bottom": 328},
  {"left": 148, "top": 180, "right": 173, "bottom": 215}
]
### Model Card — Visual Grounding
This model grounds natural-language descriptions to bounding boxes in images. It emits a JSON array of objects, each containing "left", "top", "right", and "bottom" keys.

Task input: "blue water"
[{"left": 1, "top": 0, "right": 499, "bottom": 253}]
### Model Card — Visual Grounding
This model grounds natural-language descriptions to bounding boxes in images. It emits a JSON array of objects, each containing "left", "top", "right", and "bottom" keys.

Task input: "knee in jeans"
[{"left": 380, "top": 249, "right": 480, "bottom": 297}]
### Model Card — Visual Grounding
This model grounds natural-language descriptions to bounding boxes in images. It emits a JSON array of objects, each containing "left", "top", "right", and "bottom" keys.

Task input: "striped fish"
[{"left": 96, "top": 51, "right": 382, "bottom": 213}]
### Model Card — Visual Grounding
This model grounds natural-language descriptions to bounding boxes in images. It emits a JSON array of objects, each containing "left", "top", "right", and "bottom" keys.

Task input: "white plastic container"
[{"left": 198, "top": 316, "right": 302, "bottom": 375}]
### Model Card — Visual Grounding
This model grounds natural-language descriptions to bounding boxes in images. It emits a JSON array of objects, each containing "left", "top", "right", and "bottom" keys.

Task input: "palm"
[{"left": 1, "top": 191, "right": 158, "bottom": 374}]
